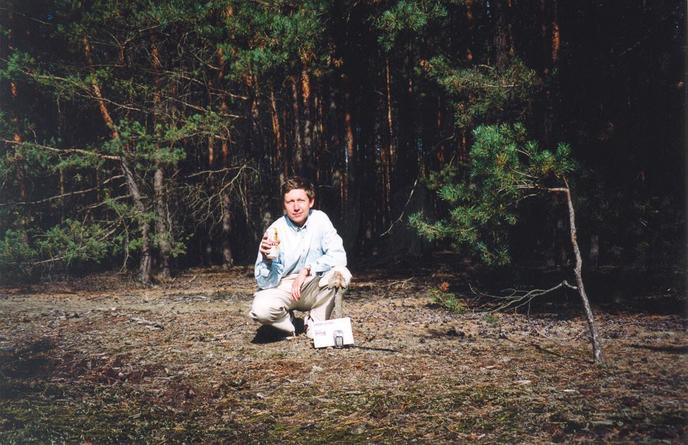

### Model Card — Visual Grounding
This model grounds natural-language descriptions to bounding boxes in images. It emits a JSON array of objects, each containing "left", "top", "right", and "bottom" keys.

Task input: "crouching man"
[{"left": 250, "top": 176, "right": 352, "bottom": 339}]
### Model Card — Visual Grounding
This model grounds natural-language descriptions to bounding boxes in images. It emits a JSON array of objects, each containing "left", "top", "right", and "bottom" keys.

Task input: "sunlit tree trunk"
[
  {"left": 151, "top": 35, "right": 172, "bottom": 278},
  {"left": 563, "top": 182, "right": 603, "bottom": 363},
  {"left": 343, "top": 94, "right": 354, "bottom": 210},
  {"left": 221, "top": 192, "right": 233, "bottom": 268},
  {"left": 301, "top": 67, "right": 311, "bottom": 136},
  {"left": 216, "top": 46, "right": 234, "bottom": 269},
  {"left": 551, "top": 0, "right": 561, "bottom": 65},
  {"left": 269, "top": 86, "right": 283, "bottom": 173},
  {"left": 551, "top": 182, "right": 604, "bottom": 364},
  {"left": 313, "top": 87, "right": 325, "bottom": 184},
  {"left": 382, "top": 58, "right": 394, "bottom": 221},
  {"left": 291, "top": 75, "right": 303, "bottom": 173}
]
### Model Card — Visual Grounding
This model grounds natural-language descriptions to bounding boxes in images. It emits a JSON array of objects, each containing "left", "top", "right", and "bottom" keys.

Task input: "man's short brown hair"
[{"left": 281, "top": 176, "right": 315, "bottom": 200}]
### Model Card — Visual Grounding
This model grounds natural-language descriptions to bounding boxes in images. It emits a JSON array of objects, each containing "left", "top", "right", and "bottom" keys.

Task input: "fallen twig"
[
  {"left": 470, "top": 280, "right": 578, "bottom": 312},
  {"left": 130, "top": 317, "right": 164, "bottom": 330}
]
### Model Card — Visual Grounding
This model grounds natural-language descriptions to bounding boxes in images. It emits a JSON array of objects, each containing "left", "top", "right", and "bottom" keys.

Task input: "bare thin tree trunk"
[
  {"left": 9, "top": 97, "right": 29, "bottom": 240},
  {"left": 492, "top": 0, "right": 511, "bottom": 68},
  {"left": 153, "top": 168, "right": 171, "bottom": 278},
  {"left": 59, "top": 168, "right": 65, "bottom": 223},
  {"left": 207, "top": 110, "right": 215, "bottom": 167},
  {"left": 301, "top": 66, "right": 313, "bottom": 175},
  {"left": 552, "top": 182, "right": 604, "bottom": 363},
  {"left": 383, "top": 58, "right": 394, "bottom": 220},
  {"left": 221, "top": 192, "right": 233, "bottom": 269},
  {"left": 220, "top": 5, "right": 233, "bottom": 169},
  {"left": 551, "top": 2, "right": 560, "bottom": 64},
  {"left": 122, "top": 159, "right": 152, "bottom": 283},
  {"left": 215, "top": 48, "right": 234, "bottom": 268},
  {"left": 313, "top": 89, "right": 324, "bottom": 184},
  {"left": 269, "top": 87, "right": 283, "bottom": 171},
  {"left": 7, "top": 25, "right": 29, "bottom": 242},
  {"left": 291, "top": 75, "right": 303, "bottom": 173},
  {"left": 221, "top": 104, "right": 230, "bottom": 164},
  {"left": 343, "top": 99, "right": 354, "bottom": 210},
  {"left": 151, "top": 36, "right": 172, "bottom": 278}
]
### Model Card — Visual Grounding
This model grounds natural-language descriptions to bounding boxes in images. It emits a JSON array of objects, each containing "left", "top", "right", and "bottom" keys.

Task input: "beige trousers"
[{"left": 250, "top": 267, "right": 351, "bottom": 334}]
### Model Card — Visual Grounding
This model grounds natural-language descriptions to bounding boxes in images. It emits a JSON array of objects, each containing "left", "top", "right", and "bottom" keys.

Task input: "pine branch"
[
  {"left": 0, "top": 175, "right": 125, "bottom": 206},
  {"left": 380, "top": 177, "right": 419, "bottom": 237},
  {"left": 2, "top": 139, "right": 122, "bottom": 161}
]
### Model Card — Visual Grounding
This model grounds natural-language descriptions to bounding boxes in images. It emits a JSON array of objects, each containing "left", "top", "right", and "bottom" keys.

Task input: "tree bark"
[
  {"left": 552, "top": 183, "right": 604, "bottom": 363},
  {"left": 121, "top": 159, "right": 153, "bottom": 283},
  {"left": 343, "top": 95, "right": 354, "bottom": 209},
  {"left": 383, "top": 58, "right": 394, "bottom": 220},
  {"left": 151, "top": 35, "right": 172, "bottom": 278},
  {"left": 301, "top": 65, "right": 314, "bottom": 176},
  {"left": 269, "top": 86, "right": 283, "bottom": 173},
  {"left": 221, "top": 192, "right": 233, "bottom": 269},
  {"left": 313, "top": 87, "right": 325, "bottom": 184},
  {"left": 492, "top": 0, "right": 510, "bottom": 68},
  {"left": 216, "top": 47, "right": 234, "bottom": 268},
  {"left": 551, "top": 1, "right": 561, "bottom": 65},
  {"left": 291, "top": 75, "right": 303, "bottom": 173},
  {"left": 153, "top": 168, "right": 171, "bottom": 278}
]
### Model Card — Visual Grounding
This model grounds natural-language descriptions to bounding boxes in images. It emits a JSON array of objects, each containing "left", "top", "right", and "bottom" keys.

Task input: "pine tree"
[{"left": 411, "top": 124, "right": 603, "bottom": 362}]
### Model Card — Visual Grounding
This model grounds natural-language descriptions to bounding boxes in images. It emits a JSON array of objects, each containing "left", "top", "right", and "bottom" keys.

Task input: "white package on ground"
[{"left": 312, "top": 317, "right": 355, "bottom": 348}]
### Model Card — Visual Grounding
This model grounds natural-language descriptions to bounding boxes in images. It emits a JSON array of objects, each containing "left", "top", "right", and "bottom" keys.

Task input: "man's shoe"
[{"left": 285, "top": 311, "right": 297, "bottom": 338}]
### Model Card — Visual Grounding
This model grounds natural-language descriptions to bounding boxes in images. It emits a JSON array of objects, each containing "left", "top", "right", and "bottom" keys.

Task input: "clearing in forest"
[{"left": 0, "top": 268, "right": 685, "bottom": 444}]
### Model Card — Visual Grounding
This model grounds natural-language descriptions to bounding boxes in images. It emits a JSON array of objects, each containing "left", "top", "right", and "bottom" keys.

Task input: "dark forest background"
[{"left": 0, "top": 1, "right": 685, "bottom": 295}]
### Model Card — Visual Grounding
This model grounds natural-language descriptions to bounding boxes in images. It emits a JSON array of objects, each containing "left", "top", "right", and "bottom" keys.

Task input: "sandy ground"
[{"left": 0, "top": 267, "right": 686, "bottom": 444}]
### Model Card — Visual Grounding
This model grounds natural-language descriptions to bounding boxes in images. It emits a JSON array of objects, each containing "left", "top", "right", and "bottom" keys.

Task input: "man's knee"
[
  {"left": 250, "top": 292, "right": 278, "bottom": 324},
  {"left": 319, "top": 266, "right": 352, "bottom": 289}
]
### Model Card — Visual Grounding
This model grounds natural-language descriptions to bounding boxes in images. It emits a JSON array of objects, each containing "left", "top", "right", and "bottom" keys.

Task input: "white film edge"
[{"left": 312, "top": 317, "right": 355, "bottom": 349}]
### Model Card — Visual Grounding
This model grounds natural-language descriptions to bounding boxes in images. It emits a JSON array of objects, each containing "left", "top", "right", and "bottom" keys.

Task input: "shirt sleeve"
[
  {"left": 254, "top": 223, "right": 284, "bottom": 289},
  {"left": 311, "top": 213, "right": 347, "bottom": 274},
  {"left": 255, "top": 254, "right": 285, "bottom": 289}
]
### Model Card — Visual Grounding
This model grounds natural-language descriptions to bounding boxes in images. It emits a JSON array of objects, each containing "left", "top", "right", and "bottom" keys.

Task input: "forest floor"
[{"left": 0, "top": 266, "right": 686, "bottom": 444}]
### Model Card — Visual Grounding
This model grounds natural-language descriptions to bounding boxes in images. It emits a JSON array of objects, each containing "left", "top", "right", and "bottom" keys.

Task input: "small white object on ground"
[{"left": 312, "top": 317, "right": 355, "bottom": 349}]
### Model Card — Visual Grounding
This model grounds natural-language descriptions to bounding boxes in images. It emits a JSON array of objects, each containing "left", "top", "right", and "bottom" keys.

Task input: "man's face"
[{"left": 283, "top": 188, "right": 314, "bottom": 226}]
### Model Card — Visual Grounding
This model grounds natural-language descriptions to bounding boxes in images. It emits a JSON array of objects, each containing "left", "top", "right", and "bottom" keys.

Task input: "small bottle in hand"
[{"left": 266, "top": 228, "right": 279, "bottom": 260}]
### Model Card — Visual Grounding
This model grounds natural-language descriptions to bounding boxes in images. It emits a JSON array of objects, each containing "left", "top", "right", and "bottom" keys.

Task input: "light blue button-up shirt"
[{"left": 254, "top": 209, "right": 347, "bottom": 289}]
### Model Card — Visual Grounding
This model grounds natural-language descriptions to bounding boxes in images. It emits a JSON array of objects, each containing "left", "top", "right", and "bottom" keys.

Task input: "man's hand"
[
  {"left": 291, "top": 267, "right": 309, "bottom": 300},
  {"left": 259, "top": 233, "right": 279, "bottom": 260}
]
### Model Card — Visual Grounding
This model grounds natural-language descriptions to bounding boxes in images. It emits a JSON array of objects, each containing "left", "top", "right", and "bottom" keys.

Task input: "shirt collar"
[{"left": 285, "top": 209, "right": 312, "bottom": 231}]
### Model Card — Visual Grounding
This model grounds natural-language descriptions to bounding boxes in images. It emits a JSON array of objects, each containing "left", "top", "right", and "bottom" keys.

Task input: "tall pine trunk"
[
  {"left": 492, "top": 0, "right": 512, "bottom": 69},
  {"left": 382, "top": 58, "right": 394, "bottom": 223},
  {"left": 6, "top": 22, "right": 29, "bottom": 244},
  {"left": 301, "top": 65, "right": 314, "bottom": 177},
  {"left": 291, "top": 75, "right": 303, "bottom": 173},
  {"left": 343, "top": 93, "right": 354, "bottom": 211},
  {"left": 82, "top": 35, "right": 152, "bottom": 283},
  {"left": 221, "top": 192, "right": 233, "bottom": 269},
  {"left": 216, "top": 47, "right": 234, "bottom": 269},
  {"left": 151, "top": 35, "right": 172, "bottom": 278},
  {"left": 269, "top": 86, "right": 283, "bottom": 174}
]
